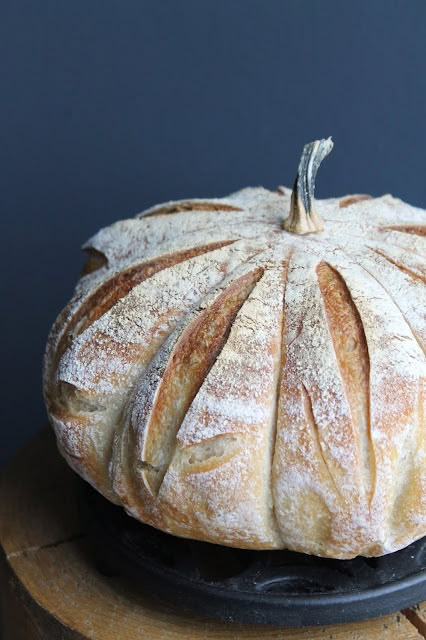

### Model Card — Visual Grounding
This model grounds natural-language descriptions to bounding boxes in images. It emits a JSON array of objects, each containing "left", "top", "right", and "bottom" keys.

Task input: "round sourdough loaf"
[{"left": 44, "top": 141, "right": 426, "bottom": 558}]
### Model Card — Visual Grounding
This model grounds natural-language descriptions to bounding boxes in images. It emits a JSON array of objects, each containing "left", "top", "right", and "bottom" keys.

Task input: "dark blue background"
[{"left": 2, "top": 0, "right": 426, "bottom": 464}]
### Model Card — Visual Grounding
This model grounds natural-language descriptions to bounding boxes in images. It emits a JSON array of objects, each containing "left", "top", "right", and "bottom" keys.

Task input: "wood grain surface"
[{"left": 0, "top": 429, "right": 425, "bottom": 639}]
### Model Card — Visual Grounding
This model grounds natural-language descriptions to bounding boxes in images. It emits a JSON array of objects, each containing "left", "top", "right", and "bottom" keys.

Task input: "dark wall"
[{"left": 2, "top": 0, "right": 426, "bottom": 464}]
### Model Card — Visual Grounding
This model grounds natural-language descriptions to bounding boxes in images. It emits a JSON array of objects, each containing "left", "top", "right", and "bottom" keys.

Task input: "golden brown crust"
[
  {"left": 339, "top": 194, "right": 373, "bottom": 208},
  {"left": 137, "top": 268, "right": 263, "bottom": 495},
  {"left": 317, "top": 262, "right": 374, "bottom": 501},
  {"left": 139, "top": 200, "right": 242, "bottom": 218},
  {"left": 54, "top": 241, "right": 235, "bottom": 368}
]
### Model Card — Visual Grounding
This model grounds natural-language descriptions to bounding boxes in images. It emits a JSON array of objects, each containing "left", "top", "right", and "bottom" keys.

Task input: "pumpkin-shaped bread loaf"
[{"left": 44, "top": 140, "right": 426, "bottom": 559}]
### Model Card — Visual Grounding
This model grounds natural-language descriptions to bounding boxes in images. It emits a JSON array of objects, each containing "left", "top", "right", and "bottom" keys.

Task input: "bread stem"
[{"left": 283, "top": 138, "right": 333, "bottom": 234}]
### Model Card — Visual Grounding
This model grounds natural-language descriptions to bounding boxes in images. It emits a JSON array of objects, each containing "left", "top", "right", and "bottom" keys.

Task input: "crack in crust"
[
  {"left": 360, "top": 262, "right": 426, "bottom": 357},
  {"left": 135, "top": 267, "right": 264, "bottom": 495},
  {"left": 180, "top": 436, "right": 241, "bottom": 472},
  {"left": 316, "top": 262, "right": 375, "bottom": 503},
  {"left": 380, "top": 224, "right": 426, "bottom": 237},
  {"left": 339, "top": 195, "right": 373, "bottom": 208},
  {"left": 301, "top": 383, "right": 344, "bottom": 501},
  {"left": 55, "top": 240, "right": 236, "bottom": 366},
  {"left": 81, "top": 247, "right": 109, "bottom": 274},
  {"left": 370, "top": 248, "right": 426, "bottom": 284},
  {"left": 138, "top": 201, "right": 242, "bottom": 218}
]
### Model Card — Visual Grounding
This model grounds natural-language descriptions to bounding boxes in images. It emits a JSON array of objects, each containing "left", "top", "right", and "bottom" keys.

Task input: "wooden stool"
[{"left": 1, "top": 430, "right": 426, "bottom": 639}]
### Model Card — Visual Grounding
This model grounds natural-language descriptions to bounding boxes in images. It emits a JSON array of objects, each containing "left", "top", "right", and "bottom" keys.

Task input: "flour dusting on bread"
[{"left": 44, "top": 188, "right": 426, "bottom": 557}]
